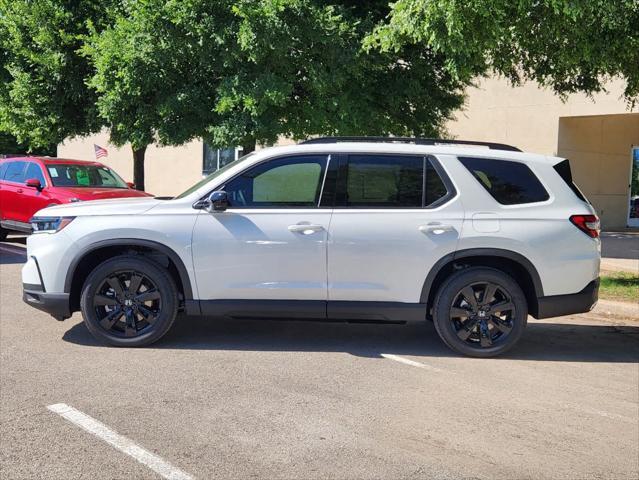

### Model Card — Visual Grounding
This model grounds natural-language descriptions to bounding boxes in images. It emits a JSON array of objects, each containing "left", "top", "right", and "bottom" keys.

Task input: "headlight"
[{"left": 30, "top": 216, "right": 76, "bottom": 234}]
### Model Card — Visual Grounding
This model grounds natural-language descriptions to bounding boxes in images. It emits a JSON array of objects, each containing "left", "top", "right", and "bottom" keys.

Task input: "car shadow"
[
  {"left": 62, "top": 315, "right": 639, "bottom": 363},
  {"left": 0, "top": 236, "right": 27, "bottom": 265}
]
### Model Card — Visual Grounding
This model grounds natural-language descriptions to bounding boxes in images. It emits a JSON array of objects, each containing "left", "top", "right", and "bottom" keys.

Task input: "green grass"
[{"left": 599, "top": 272, "right": 639, "bottom": 302}]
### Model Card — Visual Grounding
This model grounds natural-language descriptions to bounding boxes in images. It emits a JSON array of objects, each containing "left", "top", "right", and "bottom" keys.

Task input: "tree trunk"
[
  {"left": 132, "top": 146, "right": 147, "bottom": 191},
  {"left": 242, "top": 138, "right": 256, "bottom": 155}
]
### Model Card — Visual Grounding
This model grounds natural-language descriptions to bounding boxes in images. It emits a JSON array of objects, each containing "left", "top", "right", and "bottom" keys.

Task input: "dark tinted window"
[
  {"left": 459, "top": 157, "right": 549, "bottom": 205},
  {"left": 223, "top": 155, "right": 327, "bottom": 208},
  {"left": 345, "top": 155, "right": 423, "bottom": 207},
  {"left": 425, "top": 158, "right": 448, "bottom": 207},
  {"left": 25, "top": 162, "right": 47, "bottom": 186},
  {"left": 3, "top": 161, "right": 27, "bottom": 183}
]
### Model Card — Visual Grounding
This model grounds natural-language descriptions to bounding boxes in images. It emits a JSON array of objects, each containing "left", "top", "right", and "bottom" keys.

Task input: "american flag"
[{"left": 94, "top": 144, "right": 108, "bottom": 159}]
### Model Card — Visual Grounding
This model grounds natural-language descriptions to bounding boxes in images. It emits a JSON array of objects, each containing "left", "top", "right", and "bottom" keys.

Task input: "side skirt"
[{"left": 193, "top": 299, "right": 426, "bottom": 323}]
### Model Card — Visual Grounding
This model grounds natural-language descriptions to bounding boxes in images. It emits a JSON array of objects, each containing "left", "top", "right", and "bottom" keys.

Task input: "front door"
[
  {"left": 327, "top": 153, "right": 464, "bottom": 318},
  {"left": 191, "top": 154, "right": 334, "bottom": 318},
  {"left": 18, "top": 162, "right": 53, "bottom": 223},
  {"left": 628, "top": 146, "right": 639, "bottom": 228}
]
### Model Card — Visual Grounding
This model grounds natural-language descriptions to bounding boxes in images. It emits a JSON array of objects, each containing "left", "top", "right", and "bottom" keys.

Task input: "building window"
[{"left": 203, "top": 143, "right": 243, "bottom": 175}]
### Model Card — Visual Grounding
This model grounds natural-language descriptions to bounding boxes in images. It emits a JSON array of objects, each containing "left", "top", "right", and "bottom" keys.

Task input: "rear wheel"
[
  {"left": 432, "top": 267, "right": 527, "bottom": 357},
  {"left": 80, "top": 256, "right": 178, "bottom": 347}
]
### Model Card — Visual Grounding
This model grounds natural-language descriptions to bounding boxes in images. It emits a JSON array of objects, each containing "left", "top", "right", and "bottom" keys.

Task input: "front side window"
[
  {"left": 46, "top": 164, "right": 127, "bottom": 188},
  {"left": 459, "top": 157, "right": 549, "bottom": 205},
  {"left": 345, "top": 154, "right": 423, "bottom": 208},
  {"left": 223, "top": 155, "right": 328, "bottom": 208},
  {"left": 25, "top": 162, "right": 47, "bottom": 186},
  {"left": 3, "top": 161, "right": 27, "bottom": 183}
]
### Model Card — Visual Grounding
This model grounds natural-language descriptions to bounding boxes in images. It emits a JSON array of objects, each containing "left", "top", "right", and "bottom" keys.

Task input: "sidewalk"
[{"left": 600, "top": 257, "right": 638, "bottom": 274}]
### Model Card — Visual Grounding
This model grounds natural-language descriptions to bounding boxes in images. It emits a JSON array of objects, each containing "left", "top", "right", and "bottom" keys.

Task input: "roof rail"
[{"left": 300, "top": 136, "right": 522, "bottom": 152}]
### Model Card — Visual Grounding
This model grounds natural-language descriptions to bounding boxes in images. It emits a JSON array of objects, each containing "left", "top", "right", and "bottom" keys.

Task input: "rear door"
[{"left": 327, "top": 153, "right": 463, "bottom": 314}]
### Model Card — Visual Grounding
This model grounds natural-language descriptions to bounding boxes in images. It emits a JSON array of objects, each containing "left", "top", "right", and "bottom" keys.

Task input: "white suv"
[{"left": 21, "top": 137, "right": 600, "bottom": 357}]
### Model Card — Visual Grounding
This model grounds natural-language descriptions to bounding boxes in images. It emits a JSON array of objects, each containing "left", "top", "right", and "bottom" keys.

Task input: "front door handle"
[
  {"left": 288, "top": 224, "right": 325, "bottom": 235},
  {"left": 419, "top": 223, "right": 455, "bottom": 235},
  {"left": 16, "top": 188, "right": 23, "bottom": 193}
]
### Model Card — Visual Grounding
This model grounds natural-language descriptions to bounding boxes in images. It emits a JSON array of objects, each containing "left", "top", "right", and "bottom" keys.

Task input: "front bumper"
[
  {"left": 22, "top": 285, "right": 71, "bottom": 321},
  {"left": 535, "top": 278, "right": 599, "bottom": 319}
]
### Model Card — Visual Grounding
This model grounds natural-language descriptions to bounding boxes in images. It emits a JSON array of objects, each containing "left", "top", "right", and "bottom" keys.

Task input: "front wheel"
[
  {"left": 432, "top": 267, "right": 528, "bottom": 357},
  {"left": 80, "top": 255, "right": 178, "bottom": 347}
]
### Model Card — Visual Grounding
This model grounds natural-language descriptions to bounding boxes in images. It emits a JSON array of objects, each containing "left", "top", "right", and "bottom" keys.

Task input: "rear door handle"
[
  {"left": 288, "top": 224, "right": 325, "bottom": 235},
  {"left": 419, "top": 223, "right": 455, "bottom": 234}
]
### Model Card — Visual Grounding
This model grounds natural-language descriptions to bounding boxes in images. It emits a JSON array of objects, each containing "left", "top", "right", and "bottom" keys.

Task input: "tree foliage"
[
  {"left": 85, "top": 0, "right": 467, "bottom": 160},
  {"left": 0, "top": 0, "right": 117, "bottom": 150},
  {"left": 367, "top": 0, "right": 639, "bottom": 104}
]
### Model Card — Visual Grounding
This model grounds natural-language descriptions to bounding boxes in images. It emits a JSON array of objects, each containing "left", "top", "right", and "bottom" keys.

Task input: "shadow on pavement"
[
  {"left": 0, "top": 237, "right": 27, "bottom": 265},
  {"left": 63, "top": 314, "right": 639, "bottom": 363}
]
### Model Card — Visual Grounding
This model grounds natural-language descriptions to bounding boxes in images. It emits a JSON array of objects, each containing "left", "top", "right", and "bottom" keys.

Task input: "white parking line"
[
  {"left": 47, "top": 403, "right": 194, "bottom": 480},
  {"left": 381, "top": 353, "right": 443, "bottom": 372}
]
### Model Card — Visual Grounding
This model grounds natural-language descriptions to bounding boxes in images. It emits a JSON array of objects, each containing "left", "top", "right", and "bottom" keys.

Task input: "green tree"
[
  {"left": 85, "top": 0, "right": 468, "bottom": 189},
  {"left": 0, "top": 0, "right": 116, "bottom": 151},
  {"left": 367, "top": 0, "right": 639, "bottom": 104},
  {"left": 0, "top": 131, "right": 56, "bottom": 157}
]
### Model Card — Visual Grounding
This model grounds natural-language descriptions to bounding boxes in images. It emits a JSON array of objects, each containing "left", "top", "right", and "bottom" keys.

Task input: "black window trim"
[
  {"left": 1, "top": 160, "right": 28, "bottom": 185},
  {"left": 333, "top": 152, "right": 457, "bottom": 210},
  {"left": 194, "top": 153, "right": 337, "bottom": 210},
  {"left": 458, "top": 155, "right": 551, "bottom": 206}
]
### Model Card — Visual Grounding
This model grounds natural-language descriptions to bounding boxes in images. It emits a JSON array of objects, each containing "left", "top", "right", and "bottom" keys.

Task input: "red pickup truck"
[{"left": 0, "top": 156, "right": 151, "bottom": 239}]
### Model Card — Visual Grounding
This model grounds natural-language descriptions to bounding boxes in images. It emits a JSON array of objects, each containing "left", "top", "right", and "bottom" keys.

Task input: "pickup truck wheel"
[
  {"left": 432, "top": 267, "right": 527, "bottom": 358},
  {"left": 80, "top": 255, "right": 178, "bottom": 347}
]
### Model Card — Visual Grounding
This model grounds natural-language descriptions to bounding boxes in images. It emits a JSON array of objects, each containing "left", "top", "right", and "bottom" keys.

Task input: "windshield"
[
  {"left": 175, "top": 152, "right": 256, "bottom": 199},
  {"left": 47, "top": 164, "right": 128, "bottom": 188}
]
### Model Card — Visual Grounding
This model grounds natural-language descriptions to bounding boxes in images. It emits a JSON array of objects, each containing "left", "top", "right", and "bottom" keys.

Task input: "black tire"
[
  {"left": 0, "top": 227, "right": 7, "bottom": 241},
  {"left": 80, "top": 255, "right": 178, "bottom": 347},
  {"left": 432, "top": 267, "right": 527, "bottom": 358}
]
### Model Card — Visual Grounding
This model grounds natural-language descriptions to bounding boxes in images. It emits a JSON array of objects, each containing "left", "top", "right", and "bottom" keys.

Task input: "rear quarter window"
[{"left": 459, "top": 157, "right": 549, "bottom": 205}]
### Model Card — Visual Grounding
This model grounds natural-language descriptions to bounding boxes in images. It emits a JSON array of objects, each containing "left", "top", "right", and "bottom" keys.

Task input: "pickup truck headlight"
[{"left": 30, "top": 216, "right": 76, "bottom": 234}]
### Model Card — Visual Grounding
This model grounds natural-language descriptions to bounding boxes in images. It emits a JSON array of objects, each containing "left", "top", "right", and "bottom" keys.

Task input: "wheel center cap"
[
  {"left": 124, "top": 299, "right": 133, "bottom": 307},
  {"left": 478, "top": 310, "right": 487, "bottom": 318}
]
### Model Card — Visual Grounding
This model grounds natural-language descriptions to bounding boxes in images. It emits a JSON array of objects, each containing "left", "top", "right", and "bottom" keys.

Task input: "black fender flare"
[
  {"left": 64, "top": 238, "right": 194, "bottom": 300},
  {"left": 420, "top": 247, "right": 544, "bottom": 304}
]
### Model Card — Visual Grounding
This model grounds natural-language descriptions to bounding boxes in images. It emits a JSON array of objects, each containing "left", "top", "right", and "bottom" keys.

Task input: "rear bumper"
[
  {"left": 535, "top": 278, "right": 599, "bottom": 319},
  {"left": 22, "top": 285, "right": 71, "bottom": 321}
]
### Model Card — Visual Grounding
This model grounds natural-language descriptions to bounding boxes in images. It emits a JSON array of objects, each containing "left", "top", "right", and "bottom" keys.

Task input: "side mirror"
[
  {"left": 126, "top": 182, "right": 135, "bottom": 189},
  {"left": 208, "top": 191, "right": 229, "bottom": 212},
  {"left": 25, "top": 178, "right": 42, "bottom": 190},
  {"left": 194, "top": 190, "right": 229, "bottom": 212}
]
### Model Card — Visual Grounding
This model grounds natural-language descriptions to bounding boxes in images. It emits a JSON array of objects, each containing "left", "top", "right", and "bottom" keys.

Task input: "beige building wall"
[
  {"left": 557, "top": 114, "right": 639, "bottom": 228},
  {"left": 447, "top": 77, "right": 635, "bottom": 154},
  {"left": 57, "top": 129, "right": 205, "bottom": 197}
]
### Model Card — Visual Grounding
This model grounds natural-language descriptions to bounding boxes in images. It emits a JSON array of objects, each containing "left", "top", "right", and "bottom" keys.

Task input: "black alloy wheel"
[
  {"left": 93, "top": 270, "right": 162, "bottom": 338},
  {"left": 432, "top": 267, "right": 527, "bottom": 357},
  {"left": 449, "top": 281, "right": 515, "bottom": 348},
  {"left": 81, "top": 255, "right": 178, "bottom": 347}
]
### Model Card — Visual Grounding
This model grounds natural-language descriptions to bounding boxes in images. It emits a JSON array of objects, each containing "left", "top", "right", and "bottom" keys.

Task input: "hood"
[
  {"left": 35, "top": 196, "right": 163, "bottom": 217},
  {"left": 57, "top": 187, "right": 152, "bottom": 200}
]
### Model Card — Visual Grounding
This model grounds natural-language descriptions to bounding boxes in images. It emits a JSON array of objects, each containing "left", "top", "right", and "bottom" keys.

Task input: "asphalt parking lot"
[{"left": 1, "top": 237, "right": 638, "bottom": 480}]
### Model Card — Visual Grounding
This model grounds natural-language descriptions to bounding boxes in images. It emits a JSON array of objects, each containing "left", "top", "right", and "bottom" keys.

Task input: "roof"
[
  {"left": 251, "top": 142, "right": 559, "bottom": 165},
  {"left": 1, "top": 156, "right": 105, "bottom": 166}
]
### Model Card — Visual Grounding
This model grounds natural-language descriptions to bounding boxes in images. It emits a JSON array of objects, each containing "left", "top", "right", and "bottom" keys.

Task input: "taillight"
[{"left": 570, "top": 214, "right": 600, "bottom": 238}]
